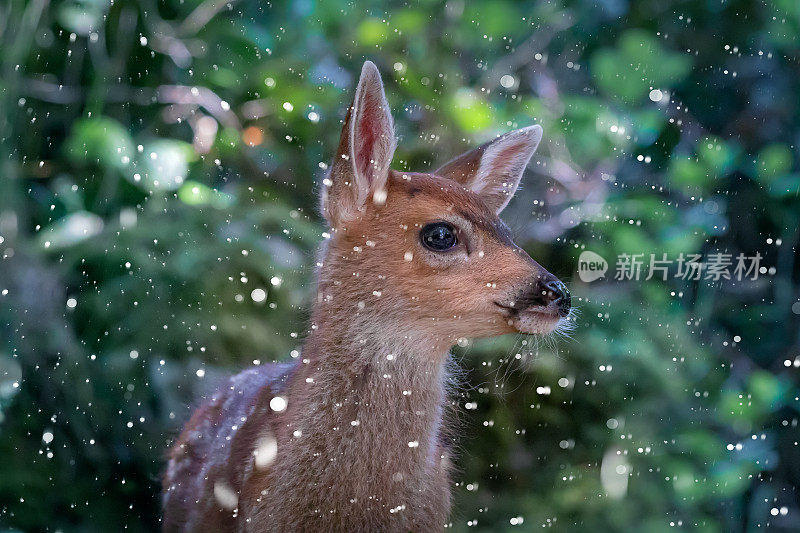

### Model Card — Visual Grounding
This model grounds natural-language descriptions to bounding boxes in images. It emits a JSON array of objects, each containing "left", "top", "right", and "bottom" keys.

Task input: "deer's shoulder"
[{"left": 165, "top": 362, "right": 297, "bottom": 485}]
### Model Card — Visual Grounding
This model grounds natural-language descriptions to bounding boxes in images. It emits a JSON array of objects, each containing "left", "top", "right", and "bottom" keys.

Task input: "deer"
[{"left": 162, "top": 61, "right": 571, "bottom": 532}]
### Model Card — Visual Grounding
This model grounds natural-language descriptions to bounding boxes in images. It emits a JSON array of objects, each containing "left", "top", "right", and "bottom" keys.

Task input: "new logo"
[{"left": 578, "top": 250, "right": 608, "bottom": 282}]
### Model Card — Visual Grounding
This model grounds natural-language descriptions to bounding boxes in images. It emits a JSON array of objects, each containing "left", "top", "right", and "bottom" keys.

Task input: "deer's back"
[{"left": 162, "top": 362, "right": 296, "bottom": 532}]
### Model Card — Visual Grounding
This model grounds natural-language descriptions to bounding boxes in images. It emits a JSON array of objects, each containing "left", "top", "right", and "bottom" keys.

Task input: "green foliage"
[
  {"left": 592, "top": 29, "right": 692, "bottom": 103},
  {"left": 757, "top": 144, "right": 793, "bottom": 183},
  {"left": 450, "top": 89, "right": 495, "bottom": 132},
  {"left": 0, "top": 0, "right": 799, "bottom": 531},
  {"left": 65, "top": 117, "right": 136, "bottom": 171}
]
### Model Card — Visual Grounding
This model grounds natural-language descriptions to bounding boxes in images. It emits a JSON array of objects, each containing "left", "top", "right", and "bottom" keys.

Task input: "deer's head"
[{"left": 317, "top": 62, "right": 571, "bottom": 347}]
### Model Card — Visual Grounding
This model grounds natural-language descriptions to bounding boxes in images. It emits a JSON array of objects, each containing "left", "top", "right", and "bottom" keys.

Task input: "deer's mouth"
[
  {"left": 496, "top": 304, "right": 559, "bottom": 319},
  {"left": 493, "top": 302, "right": 516, "bottom": 316},
  {"left": 494, "top": 302, "right": 562, "bottom": 334}
]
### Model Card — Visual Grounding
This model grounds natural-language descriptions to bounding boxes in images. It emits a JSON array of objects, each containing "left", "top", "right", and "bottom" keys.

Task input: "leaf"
[
  {"left": 756, "top": 144, "right": 793, "bottom": 183},
  {"left": 591, "top": 29, "right": 692, "bottom": 103},
  {"left": 38, "top": 211, "right": 104, "bottom": 250},
  {"left": 749, "top": 371, "right": 786, "bottom": 410},
  {"left": 669, "top": 157, "right": 708, "bottom": 190},
  {"left": 357, "top": 18, "right": 391, "bottom": 46},
  {"left": 449, "top": 89, "right": 494, "bottom": 133},
  {"left": 393, "top": 10, "right": 426, "bottom": 34},
  {"left": 65, "top": 117, "right": 134, "bottom": 171},
  {"left": 698, "top": 137, "right": 736, "bottom": 174},
  {"left": 56, "top": 0, "right": 110, "bottom": 36},
  {"left": 133, "top": 139, "right": 195, "bottom": 191},
  {"left": 464, "top": 1, "right": 518, "bottom": 37},
  {"left": 178, "top": 181, "right": 234, "bottom": 208}
]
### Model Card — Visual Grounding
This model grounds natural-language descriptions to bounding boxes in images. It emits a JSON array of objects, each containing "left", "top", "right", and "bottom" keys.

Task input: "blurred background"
[{"left": 1, "top": 0, "right": 800, "bottom": 531}]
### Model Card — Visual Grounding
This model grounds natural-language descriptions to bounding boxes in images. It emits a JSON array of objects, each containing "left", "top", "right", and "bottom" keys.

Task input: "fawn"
[{"left": 162, "top": 61, "right": 571, "bottom": 532}]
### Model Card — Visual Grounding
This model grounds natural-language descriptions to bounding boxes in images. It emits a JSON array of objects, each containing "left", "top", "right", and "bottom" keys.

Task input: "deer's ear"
[
  {"left": 321, "top": 61, "right": 396, "bottom": 227},
  {"left": 435, "top": 125, "right": 543, "bottom": 214}
]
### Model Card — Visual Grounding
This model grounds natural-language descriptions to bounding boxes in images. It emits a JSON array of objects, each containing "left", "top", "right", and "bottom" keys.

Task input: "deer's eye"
[{"left": 420, "top": 222, "right": 457, "bottom": 252}]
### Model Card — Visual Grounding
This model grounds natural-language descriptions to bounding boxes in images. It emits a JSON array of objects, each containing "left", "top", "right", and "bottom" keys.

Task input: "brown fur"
[{"left": 162, "top": 62, "right": 566, "bottom": 532}]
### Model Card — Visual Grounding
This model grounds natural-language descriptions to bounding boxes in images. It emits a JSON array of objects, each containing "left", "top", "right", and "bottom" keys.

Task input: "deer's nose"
[{"left": 544, "top": 280, "right": 571, "bottom": 317}]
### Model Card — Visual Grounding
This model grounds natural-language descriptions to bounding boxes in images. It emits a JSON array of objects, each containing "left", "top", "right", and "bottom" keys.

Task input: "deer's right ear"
[{"left": 320, "top": 61, "right": 396, "bottom": 228}]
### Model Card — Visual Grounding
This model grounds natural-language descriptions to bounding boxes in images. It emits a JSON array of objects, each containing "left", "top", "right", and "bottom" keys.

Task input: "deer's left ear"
[{"left": 435, "top": 125, "right": 543, "bottom": 214}]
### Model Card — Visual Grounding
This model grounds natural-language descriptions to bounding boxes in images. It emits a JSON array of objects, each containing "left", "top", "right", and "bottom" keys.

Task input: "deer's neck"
[
  {"left": 292, "top": 316, "right": 449, "bottom": 464},
  {"left": 244, "top": 273, "right": 454, "bottom": 528}
]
